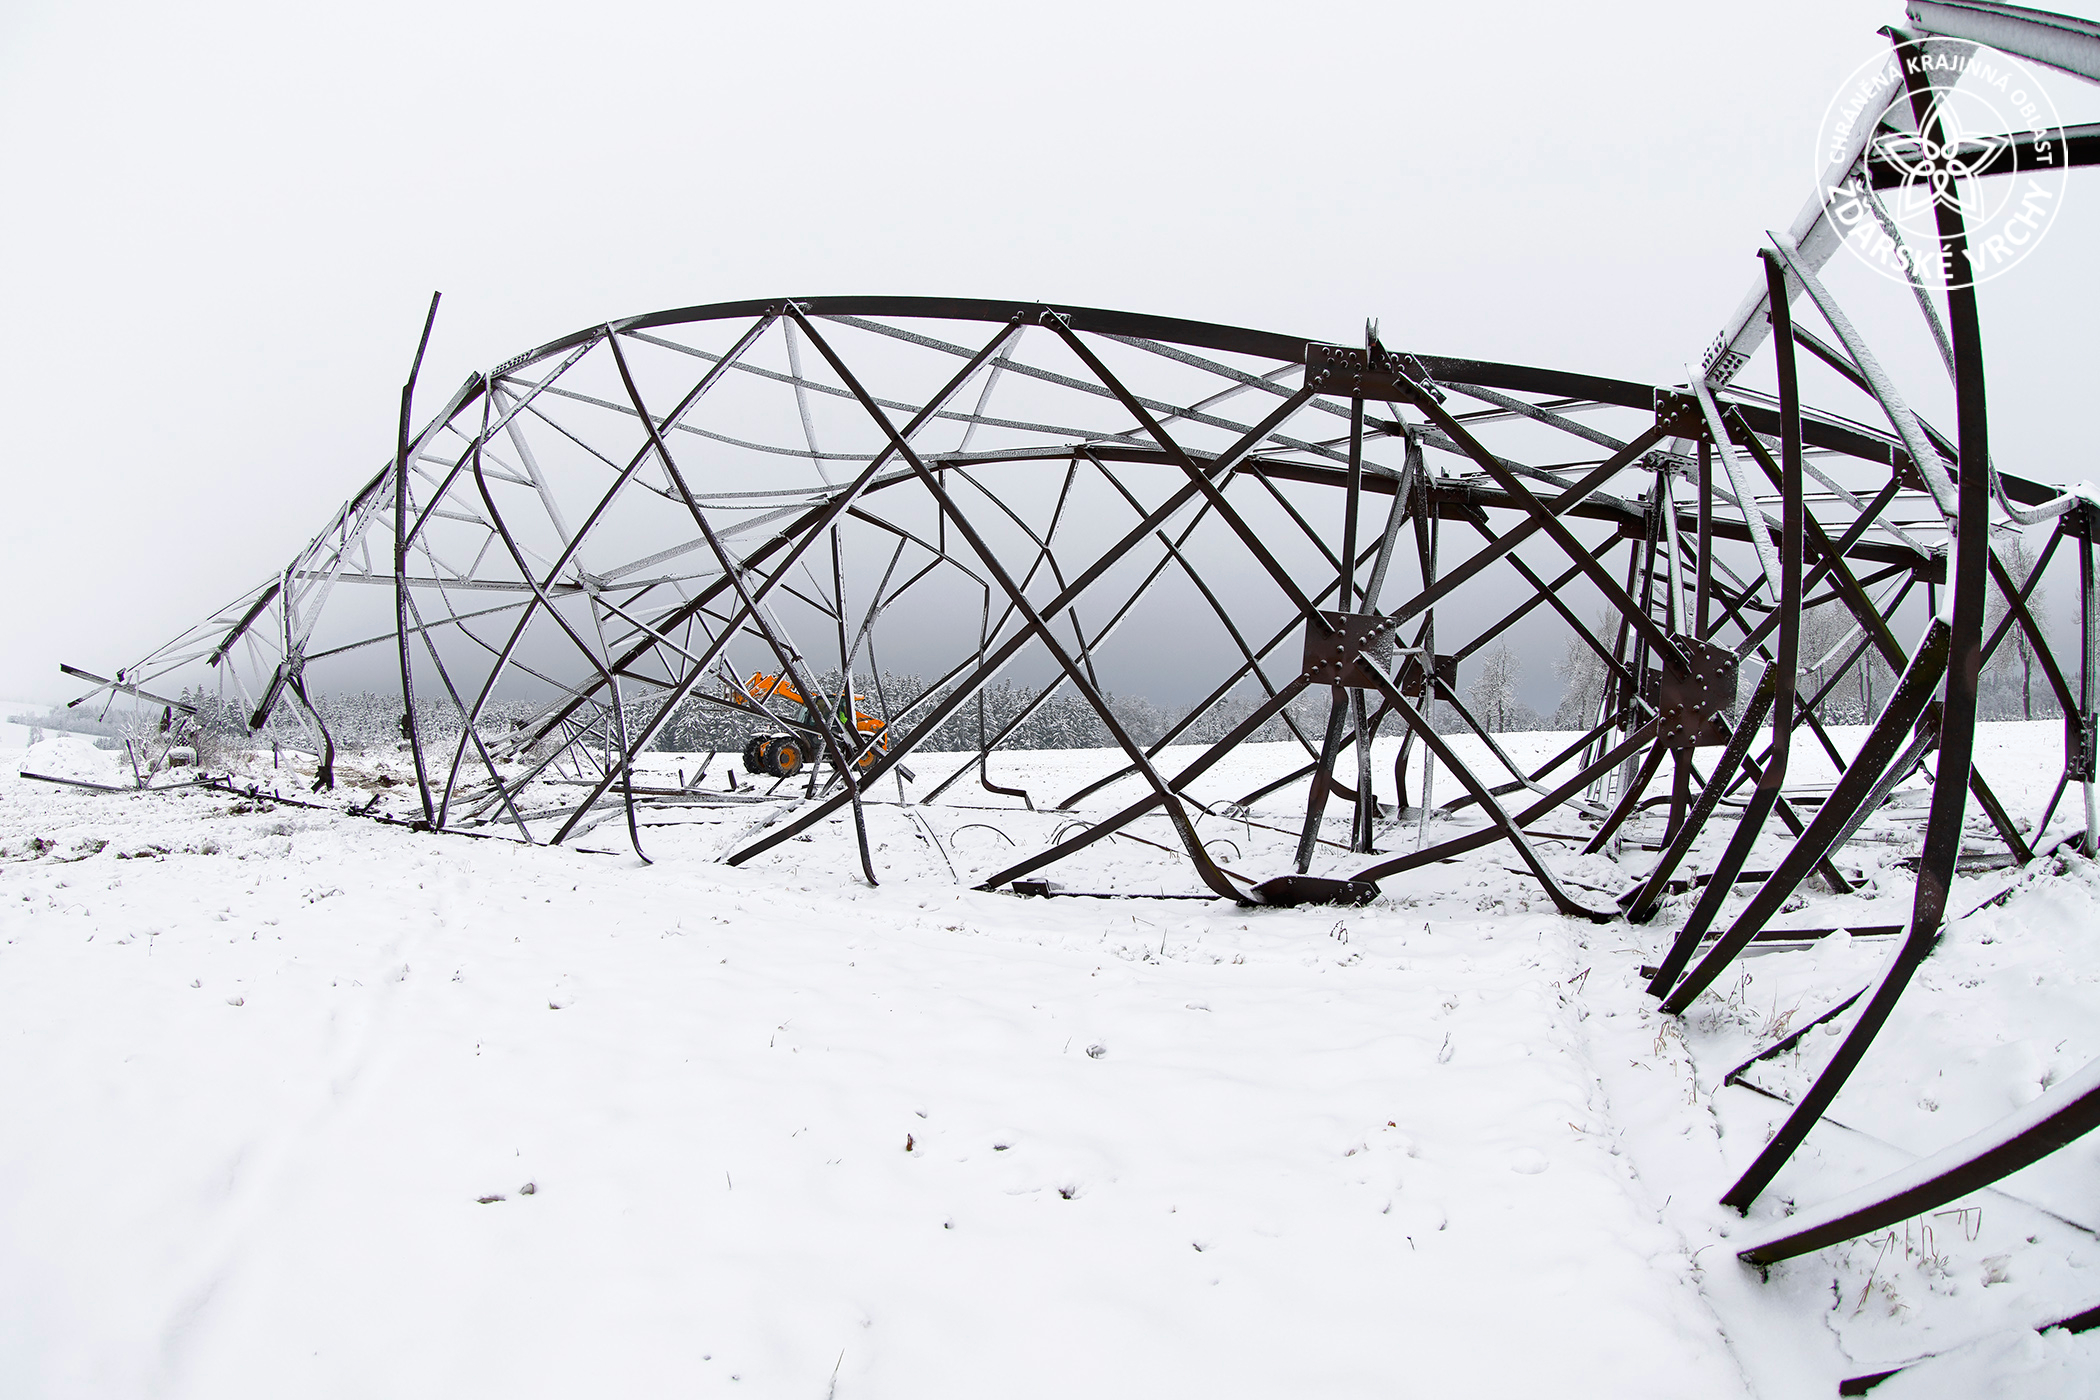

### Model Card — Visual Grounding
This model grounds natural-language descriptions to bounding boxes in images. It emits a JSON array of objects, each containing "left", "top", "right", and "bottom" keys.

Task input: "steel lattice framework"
[{"left": 52, "top": 0, "right": 2100, "bottom": 1355}]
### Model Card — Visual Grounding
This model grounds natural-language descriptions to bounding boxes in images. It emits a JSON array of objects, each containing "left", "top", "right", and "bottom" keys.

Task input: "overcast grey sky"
[{"left": 4, "top": 0, "right": 2098, "bottom": 705}]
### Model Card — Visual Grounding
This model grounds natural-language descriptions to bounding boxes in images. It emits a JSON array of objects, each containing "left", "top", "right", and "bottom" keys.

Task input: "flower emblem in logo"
[{"left": 1872, "top": 97, "right": 2008, "bottom": 219}]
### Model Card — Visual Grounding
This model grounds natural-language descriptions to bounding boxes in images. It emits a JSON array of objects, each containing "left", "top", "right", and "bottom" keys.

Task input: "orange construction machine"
[{"left": 727, "top": 670, "right": 891, "bottom": 779}]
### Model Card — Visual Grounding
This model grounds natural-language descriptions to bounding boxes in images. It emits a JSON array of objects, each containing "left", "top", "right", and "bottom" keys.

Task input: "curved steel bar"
[
  {"left": 1737, "top": 1052, "right": 2100, "bottom": 1266},
  {"left": 1719, "top": 38, "right": 1999, "bottom": 1211}
]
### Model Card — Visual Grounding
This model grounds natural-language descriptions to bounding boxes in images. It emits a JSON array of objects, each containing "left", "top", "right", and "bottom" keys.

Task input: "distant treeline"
[
  {"left": 1549, "top": 557, "right": 2069, "bottom": 735},
  {"left": 648, "top": 673, "right": 1464, "bottom": 755},
  {"left": 117, "top": 672, "right": 1462, "bottom": 758}
]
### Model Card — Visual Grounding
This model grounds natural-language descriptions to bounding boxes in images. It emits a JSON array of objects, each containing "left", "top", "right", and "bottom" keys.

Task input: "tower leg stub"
[{"left": 1251, "top": 874, "right": 1381, "bottom": 907}]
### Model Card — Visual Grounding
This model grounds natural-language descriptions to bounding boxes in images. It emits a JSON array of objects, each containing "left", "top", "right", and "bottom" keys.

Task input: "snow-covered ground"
[{"left": 3, "top": 725, "right": 2098, "bottom": 1397}]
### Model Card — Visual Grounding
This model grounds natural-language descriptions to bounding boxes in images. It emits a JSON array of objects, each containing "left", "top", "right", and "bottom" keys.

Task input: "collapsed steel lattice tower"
[{"left": 57, "top": 0, "right": 2100, "bottom": 1300}]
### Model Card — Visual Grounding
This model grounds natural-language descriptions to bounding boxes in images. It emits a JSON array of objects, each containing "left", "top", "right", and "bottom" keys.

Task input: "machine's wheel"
[
  {"left": 765, "top": 737, "right": 804, "bottom": 778},
  {"left": 742, "top": 734, "right": 769, "bottom": 774}
]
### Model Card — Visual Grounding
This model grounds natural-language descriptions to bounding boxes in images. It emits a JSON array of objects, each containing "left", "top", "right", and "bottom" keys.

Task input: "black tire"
[
  {"left": 766, "top": 738, "right": 804, "bottom": 778},
  {"left": 742, "top": 734, "right": 768, "bottom": 774}
]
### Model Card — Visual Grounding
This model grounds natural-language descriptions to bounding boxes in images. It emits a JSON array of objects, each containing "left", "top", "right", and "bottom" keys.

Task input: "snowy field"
[{"left": 4, "top": 723, "right": 2099, "bottom": 1397}]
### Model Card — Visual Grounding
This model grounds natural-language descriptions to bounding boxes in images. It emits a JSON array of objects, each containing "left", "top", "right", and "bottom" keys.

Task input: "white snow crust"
[{"left": 3, "top": 723, "right": 2097, "bottom": 1396}]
